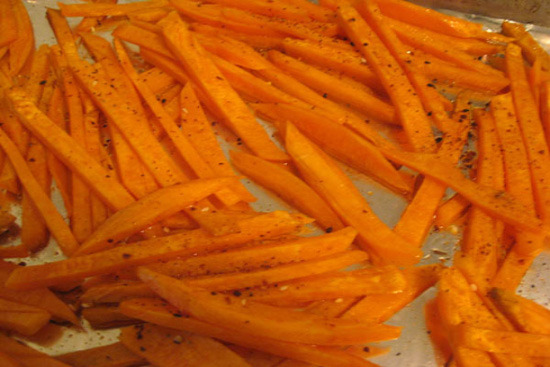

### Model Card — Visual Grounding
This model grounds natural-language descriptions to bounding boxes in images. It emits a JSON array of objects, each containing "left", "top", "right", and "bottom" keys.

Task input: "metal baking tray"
[{"left": 12, "top": 1, "right": 550, "bottom": 366}]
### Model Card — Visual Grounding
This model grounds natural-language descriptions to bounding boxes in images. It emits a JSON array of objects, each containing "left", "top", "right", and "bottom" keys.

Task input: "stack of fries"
[{"left": 0, "top": 0, "right": 549, "bottom": 366}]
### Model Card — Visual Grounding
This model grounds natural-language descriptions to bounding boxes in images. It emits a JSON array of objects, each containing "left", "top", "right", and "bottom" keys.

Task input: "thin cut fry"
[
  {"left": 162, "top": 16, "right": 288, "bottom": 162},
  {"left": 138, "top": 267, "right": 401, "bottom": 346},
  {"left": 59, "top": 0, "right": 168, "bottom": 17},
  {"left": 6, "top": 211, "right": 309, "bottom": 290},
  {"left": 120, "top": 324, "right": 253, "bottom": 367},
  {"left": 0, "top": 298, "right": 51, "bottom": 336},
  {"left": 9, "top": 0, "right": 34, "bottom": 76},
  {"left": 75, "top": 178, "right": 240, "bottom": 256},
  {"left": 230, "top": 151, "right": 344, "bottom": 230},
  {"left": 286, "top": 123, "right": 421, "bottom": 265},
  {"left": 7, "top": 87, "right": 136, "bottom": 211},
  {"left": 0, "top": 128, "right": 79, "bottom": 256},
  {"left": 55, "top": 342, "right": 146, "bottom": 367}
]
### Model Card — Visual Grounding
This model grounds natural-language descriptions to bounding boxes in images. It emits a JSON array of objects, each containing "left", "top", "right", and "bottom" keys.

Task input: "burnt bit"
[
  {"left": 122, "top": 253, "right": 132, "bottom": 259},
  {"left": 325, "top": 226, "right": 333, "bottom": 233},
  {"left": 233, "top": 290, "right": 242, "bottom": 297}
]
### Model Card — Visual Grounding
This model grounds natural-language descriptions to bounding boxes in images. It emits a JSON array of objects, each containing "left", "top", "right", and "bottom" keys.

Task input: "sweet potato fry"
[
  {"left": 59, "top": 0, "right": 168, "bottom": 17},
  {"left": 375, "top": 0, "right": 484, "bottom": 39},
  {"left": 344, "top": 264, "right": 443, "bottom": 323},
  {"left": 82, "top": 305, "right": 138, "bottom": 329},
  {"left": 253, "top": 103, "right": 410, "bottom": 194},
  {"left": 337, "top": 3, "right": 435, "bottom": 152},
  {"left": 81, "top": 281, "right": 154, "bottom": 304},
  {"left": 453, "top": 324, "right": 550, "bottom": 357},
  {"left": 7, "top": 87, "right": 136, "bottom": 211},
  {"left": 248, "top": 265, "right": 406, "bottom": 306},
  {"left": 179, "top": 83, "right": 256, "bottom": 203},
  {"left": 505, "top": 43, "right": 550, "bottom": 224},
  {"left": 75, "top": 178, "right": 241, "bottom": 255},
  {"left": 120, "top": 298, "right": 378, "bottom": 367},
  {"left": 9, "top": 0, "right": 34, "bottom": 76},
  {"left": 148, "top": 227, "right": 355, "bottom": 278},
  {"left": 231, "top": 151, "right": 343, "bottom": 230},
  {"left": 186, "top": 250, "right": 367, "bottom": 292},
  {"left": 192, "top": 23, "right": 286, "bottom": 50},
  {"left": 162, "top": 16, "right": 288, "bottom": 162},
  {"left": 115, "top": 40, "right": 243, "bottom": 207},
  {"left": 0, "top": 298, "right": 50, "bottom": 336},
  {"left": 434, "top": 195, "right": 470, "bottom": 229},
  {"left": 120, "top": 324, "right": 253, "bottom": 367},
  {"left": 0, "top": 333, "right": 72, "bottom": 367},
  {"left": 55, "top": 342, "right": 146, "bottom": 367},
  {"left": 489, "top": 288, "right": 550, "bottom": 335},
  {"left": 378, "top": 145, "right": 546, "bottom": 235},
  {"left": 138, "top": 267, "right": 401, "bottom": 346},
  {"left": 0, "top": 1, "right": 17, "bottom": 47},
  {"left": 502, "top": 21, "right": 550, "bottom": 70},
  {"left": 0, "top": 351, "right": 23, "bottom": 367},
  {"left": 70, "top": 58, "right": 187, "bottom": 187},
  {"left": 285, "top": 123, "right": 421, "bottom": 265},
  {"left": 0, "top": 261, "right": 79, "bottom": 324},
  {"left": 0, "top": 128, "right": 79, "bottom": 256},
  {"left": 267, "top": 50, "right": 396, "bottom": 124},
  {"left": 281, "top": 38, "right": 383, "bottom": 93},
  {"left": 204, "top": 0, "right": 310, "bottom": 22},
  {"left": 6, "top": 211, "right": 308, "bottom": 289}
]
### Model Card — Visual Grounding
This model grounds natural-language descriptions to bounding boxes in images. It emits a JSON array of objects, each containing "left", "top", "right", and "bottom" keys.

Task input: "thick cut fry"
[
  {"left": 120, "top": 324, "right": 253, "bottom": 367},
  {"left": 0, "top": 298, "right": 51, "bottom": 336},
  {"left": 7, "top": 87, "right": 136, "bottom": 211},
  {"left": 138, "top": 267, "right": 401, "bottom": 346},
  {"left": 162, "top": 17, "right": 288, "bottom": 162},
  {"left": 424, "top": 298, "right": 453, "bottom": 366},
  {"left": 502, "top": 21, "right": 550, "bottom": 70},
  {"left": 231, "top": 151, "right": 343, "bottom": 230},
  {"left": 186, "top": 250, "right": 367, "bottom": 292},
  {"left": 75, "top": 178, "right": 240, "bottom": 256},
  {"left": 378, "top": 146, "right": 546, "bottom": 235},
  {"left": 0, "top": 261, "right": 79, "bottom": 324},
  {"left": 285, "top": 123, "right": 421, "bottom": 265},
  {"left": 267, "top": 51, "right": 396, "bottom": 124},
  {"left": 9, "top": 0, "right": 34, "bottom": 76},
  {"left": 337, "top": 4, "right": 435, "bottom": 152},
  {"left": 113, "top": 23, "right": 173, "bottom": 58},
  {"left": 453, "top": 324, "right": 550, "bottom": 357},
  {"left": 55, "top": 342, "right": 146, "bottom": 367},
  {"left": 248, "top": 265, "right": 406, "bottom": 306},
  {"left": 0, "top": 129, "right": 79, "bottom": 256},
  {"left": 6, "top": 211, "right": 308, "bottom": 289},
  {"left": 179, "top": 83, "right": 256, "bottom": 204},
  {"left": 59, "top": 0, "right": 168, "bottom": 17},
  {"left": 505, "top": 43, "right": 550, "bottom": 224},
  {"left": 148, "top": 228, "right": 355, "bottom": 278},
  {"left": 121, "top": 298, "right": 377, "bottom": 367},
  {"left": 0, "top": 334, "right": 72, "bottom": 367}
]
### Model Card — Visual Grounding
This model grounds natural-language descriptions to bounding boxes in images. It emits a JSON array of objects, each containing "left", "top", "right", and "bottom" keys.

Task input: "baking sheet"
[{"left": 12, "top": 1, "right": 550, "bottom": 366}]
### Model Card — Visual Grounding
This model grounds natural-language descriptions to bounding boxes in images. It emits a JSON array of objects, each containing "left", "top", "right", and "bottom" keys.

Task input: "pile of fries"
[{"left": 0, "top": 0, "right": 549, "bottom": 365}]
